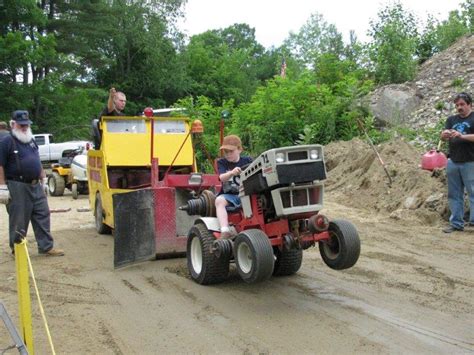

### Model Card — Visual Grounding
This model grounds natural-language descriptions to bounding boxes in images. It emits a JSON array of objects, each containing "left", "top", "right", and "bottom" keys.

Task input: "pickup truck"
[{"left": 33, "top": 134, "right": 91, "bottom": 162}]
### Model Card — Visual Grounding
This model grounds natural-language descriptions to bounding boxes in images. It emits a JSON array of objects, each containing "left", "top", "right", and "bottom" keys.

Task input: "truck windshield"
[
  {"left": 154, "top": 120, "right": 186, "bottom": 134},
  {"left": 106, "top": 120, "right": 146, "bottom": 133}
]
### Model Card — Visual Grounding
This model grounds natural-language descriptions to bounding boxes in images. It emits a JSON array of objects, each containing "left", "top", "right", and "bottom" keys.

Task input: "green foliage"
[
  {"left": 368, "top": 2, "right": 418, "bottom": 84},
  {"left": 230, "top": 72, "right": 372, "bottom": 155},
  {"left": 451, "top": 77, "right": 465, "bottom": 88},
  {"left": 417, "top": 119, "right": 446, "bottom": 150},
  {"left": 284, "top": 13, "right": 345, "bottom": 67},
  {"left": 174, "top": 96, "right": 236, "bottom": 172},
  {"left": 417, "top": 1, "right": 471, "bottom": 62},
  {"left": 435, "top": 101, "right": 445, "bottom": 110},
  {"left": 183, "top": 24, "right": 277, "bottom": 105}
]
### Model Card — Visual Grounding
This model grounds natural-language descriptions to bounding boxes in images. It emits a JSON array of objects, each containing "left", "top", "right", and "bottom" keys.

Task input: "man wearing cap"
[
  {"left": 0, "top": 110, "right": 64, "bottom": 256},
  {"left": 0, "top": 121, "right": 9, "bottom": 140},
  {"left": 215, "top": 135, "right": 252, "bottom": 239}
]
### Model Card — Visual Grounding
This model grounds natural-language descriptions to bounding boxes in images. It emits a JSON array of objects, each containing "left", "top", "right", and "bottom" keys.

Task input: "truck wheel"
[
  {"left": 273, "top": 248, "right": 303, "bottom": 276},
  {"left": 71, "top": 183, "right": 78, "bottom": 199},
  {"left": 95, "top": 194, "right": 111, "bottom": 234},
  {"left": 48, "top": 172, "right": 65, "bottom": 196},
  {"left": 234, "top": 229, "right": 274, "bottom": 283},
  {"left": 187, "top": 223, "right": 229, "bottom": 285},
  {"left": 319, "top": 220, "right": 360, "bottom": 270}
]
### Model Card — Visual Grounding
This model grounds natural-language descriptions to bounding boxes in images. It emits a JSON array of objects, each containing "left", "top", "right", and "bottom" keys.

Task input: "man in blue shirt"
[
  {"left": 0, "top": 111, "right": 64, "bottom": 256},
  {"left": 440, "top": 92, "right": 474, "bottom": 233}
]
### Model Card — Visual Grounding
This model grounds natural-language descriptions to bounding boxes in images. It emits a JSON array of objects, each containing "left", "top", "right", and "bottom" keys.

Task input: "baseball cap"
[
  {"left": 12, "top": 110, "right": 33, "bottom": 125},
  {"left": 219, "top": 135, "right": 242, "bottom": 150}
]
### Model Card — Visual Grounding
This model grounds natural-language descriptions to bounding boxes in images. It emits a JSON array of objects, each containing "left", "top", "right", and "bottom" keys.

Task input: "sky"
[{"left": 177, "top": 0, "right": 463, "bottom": 47}]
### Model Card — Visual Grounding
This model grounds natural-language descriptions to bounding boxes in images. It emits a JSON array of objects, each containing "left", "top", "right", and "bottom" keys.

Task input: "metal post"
[{"left": 14, "top": 236, "right": 34, "bottom": 354}]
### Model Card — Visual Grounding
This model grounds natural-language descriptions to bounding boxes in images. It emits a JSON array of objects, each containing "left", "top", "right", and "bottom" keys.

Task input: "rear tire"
[
  {"left": 48, "top": 172, "right": 65, "bottom": 196},
  {"left": 95, "top": 194, "right": 111, "bottom": 234},
  {"left": 273, "top": 248, "right": 303, "bottom": 276},
  {"left": 234, "top": 229, "right": 274, "bottom": 283},
  {"left": 71, "top": 183, "right": 78, "bottom": 199},
  {"left": 187, "top": 223, "right": 230, "bottom": 285},
  {"left": 319, "top": 220, "right": 360, "bottom": 270}
]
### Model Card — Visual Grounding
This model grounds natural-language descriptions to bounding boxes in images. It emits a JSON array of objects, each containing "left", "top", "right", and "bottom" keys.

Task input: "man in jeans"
[
  {"left": 0, "top": 110, "right": 64, "bottom": 255},
  {"left": 440, "top": 92, "right": 474, "bottom": 233}
]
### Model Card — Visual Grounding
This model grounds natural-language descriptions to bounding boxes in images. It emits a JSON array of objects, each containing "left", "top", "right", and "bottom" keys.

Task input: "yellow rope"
[{"left": 23, "top": 243, "right": 57, "bottom": 355}]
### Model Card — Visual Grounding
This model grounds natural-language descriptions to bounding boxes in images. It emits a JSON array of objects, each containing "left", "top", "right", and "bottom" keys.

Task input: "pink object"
[{"left": 421, "top": 149, "right": 447, "bottom": 171}]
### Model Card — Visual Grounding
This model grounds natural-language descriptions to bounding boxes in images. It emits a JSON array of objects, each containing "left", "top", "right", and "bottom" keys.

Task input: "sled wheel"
[
  {"left": 48, "top": 172, "right": 65, "bottom": 196},
  {"left": 95, "top": 193, "right": 111, "bottom": 234},
  {"left": 71, "top": 183, "right": 78, "bottom": 199},
  {"left": 273, "top": 247, "right": 303, "bottom": 276},
  {"left": 187, "top": 223, "right": 230, "bottom": 285},
  {"left": 319, "top": 219, "right": 360, "bottom": 270},
  {"left": 234, "top": 229, "right": 274, "bottom": 283}
]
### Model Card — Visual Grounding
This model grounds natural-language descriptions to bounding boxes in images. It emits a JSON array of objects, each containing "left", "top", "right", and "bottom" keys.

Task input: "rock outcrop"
[{"left": 369, "top": 34, "right": 474, "bottom": 129}]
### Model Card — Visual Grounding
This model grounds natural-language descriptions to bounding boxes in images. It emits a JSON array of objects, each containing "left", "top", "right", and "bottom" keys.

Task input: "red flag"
[{"left": 280, "top": 57, "right": 287, "bottom": 78}]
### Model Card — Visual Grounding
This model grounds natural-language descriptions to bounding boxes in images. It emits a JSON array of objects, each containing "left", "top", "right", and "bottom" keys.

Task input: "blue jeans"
[{"left": 446, "top": 159, "right": 474, "bottom": 229}]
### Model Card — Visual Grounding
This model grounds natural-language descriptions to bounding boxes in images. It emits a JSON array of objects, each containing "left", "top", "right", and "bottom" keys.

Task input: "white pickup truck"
[{"left": 33, "top": 134, "right": 91, "bottom": 162}]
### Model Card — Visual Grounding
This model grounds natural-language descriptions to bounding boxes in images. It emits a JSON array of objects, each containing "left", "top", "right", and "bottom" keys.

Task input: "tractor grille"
[
  {"left": 281, "top": 186, "right": 321, "bottom": 208},
  {"left": 276, "top": 161, "right": 326, "bottom": 184}
]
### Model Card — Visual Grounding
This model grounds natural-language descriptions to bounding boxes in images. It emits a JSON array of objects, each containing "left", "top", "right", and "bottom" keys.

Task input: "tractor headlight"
[
  {"left": 276, "top": 152, "right": 286, "bottom": 163},
  {"left": 309, "top": 149, "right": 319, "bottom": 160},
  {"left": 188, "top": 173, "right": 203, "bottom": 185}
]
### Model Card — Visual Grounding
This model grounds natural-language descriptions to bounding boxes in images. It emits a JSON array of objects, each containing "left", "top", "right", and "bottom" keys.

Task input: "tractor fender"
[{"left": 194, "top": 217, "right": 220, "bottom": 232}]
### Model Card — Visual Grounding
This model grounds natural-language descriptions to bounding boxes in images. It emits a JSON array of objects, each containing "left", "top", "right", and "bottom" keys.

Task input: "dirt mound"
[{"left": 324, "top": 138, "right": 448, "bottom": 225}]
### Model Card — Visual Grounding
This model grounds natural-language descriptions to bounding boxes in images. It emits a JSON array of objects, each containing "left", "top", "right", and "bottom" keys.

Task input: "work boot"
[
  {"left": 442, "top": 225, "right": 463, "bottom": 233},
  {"left": 41, "top": 248, "right": 65, "bottom": 256}
]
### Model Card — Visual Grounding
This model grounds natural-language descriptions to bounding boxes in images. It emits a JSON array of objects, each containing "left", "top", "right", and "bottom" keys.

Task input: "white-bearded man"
[{"left": 0, "top": 110, "right": 64, "bottom": 256}]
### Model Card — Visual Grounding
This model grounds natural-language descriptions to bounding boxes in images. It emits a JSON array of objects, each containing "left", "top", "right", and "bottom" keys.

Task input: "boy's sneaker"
[{"left": 220, "top": 226, "right": 237, "bottom": 239}]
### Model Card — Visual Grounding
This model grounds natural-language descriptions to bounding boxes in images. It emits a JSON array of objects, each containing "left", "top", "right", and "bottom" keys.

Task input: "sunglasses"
[{"left": 455, "top": 93, "right": 472, "bottom": 104}]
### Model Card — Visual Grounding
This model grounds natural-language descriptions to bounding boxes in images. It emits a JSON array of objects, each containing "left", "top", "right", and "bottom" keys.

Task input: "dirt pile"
[{"left": 324, "top": 138, "right": 448, "bottom": 225}]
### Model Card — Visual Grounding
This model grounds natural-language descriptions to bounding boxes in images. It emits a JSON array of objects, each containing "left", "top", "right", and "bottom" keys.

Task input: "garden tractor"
[
  {"left": 180, "top": 144, "right": 361, "bottom": 284},
  {"left": 48, "top": 147, "right": 89, "bottom": 198}
]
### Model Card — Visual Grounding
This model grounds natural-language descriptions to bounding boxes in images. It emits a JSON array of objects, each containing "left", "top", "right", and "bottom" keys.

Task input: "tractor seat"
[{"left": 225, "top": 205, "right": 241, "bottom": 213}]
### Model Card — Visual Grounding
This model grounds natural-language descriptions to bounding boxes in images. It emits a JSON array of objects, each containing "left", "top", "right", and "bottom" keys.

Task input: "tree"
[
  {"left": 182, "top": 24, "right": 277, "bottom": 105},
  {"left": 368, "top": 2, "right": 419, "bottom": 84},
  {"left": 283, "top": 13, "right": 345, "bottom": 68}
]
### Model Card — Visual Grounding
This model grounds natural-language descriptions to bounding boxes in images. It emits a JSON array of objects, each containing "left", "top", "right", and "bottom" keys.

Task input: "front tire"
[
  {"left": 319, "top": 220, "right": 360, "bottom": 270},
  {"left": 234, "top": 229, "right": 274, "bottom": 283},
  {"left": 95, "top": 193, "right": 111, "bottom": 234},
  {"left": 187, "top": 223, "right": 230, "bottom": 285},
  {"left": 71, "top": 183, "right": 78, "bottom": 199},
  {"left": 48, "top": 172, "right": 65, "bottom": 196}
]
